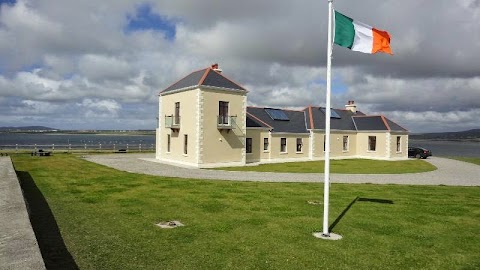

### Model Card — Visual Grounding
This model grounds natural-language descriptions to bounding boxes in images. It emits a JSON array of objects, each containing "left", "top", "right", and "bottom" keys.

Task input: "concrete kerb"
[
  {"left": 85, "top": 154, "right": 480, "bottom": 186},
  {"left": 0, "top": 157, "right": 46, "bottom": 270}
]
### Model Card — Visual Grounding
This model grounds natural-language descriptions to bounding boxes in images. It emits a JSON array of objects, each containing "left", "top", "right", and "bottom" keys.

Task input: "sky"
[{"left": 0, "top": 0, "right": 479, "bottom": 133}]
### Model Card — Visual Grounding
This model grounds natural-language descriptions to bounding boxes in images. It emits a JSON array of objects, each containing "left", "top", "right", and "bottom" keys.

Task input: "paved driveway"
[{"left": 84, "top": 154, "right": 480, "bottom": 186}]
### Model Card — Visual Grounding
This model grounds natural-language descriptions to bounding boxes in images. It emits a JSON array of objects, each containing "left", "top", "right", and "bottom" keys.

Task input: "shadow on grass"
[
  {"left": 16, "top": 171, "right": 79, "bottom": 270},
  {"left": 329, "top": 197, "right": 394, "bottom": 232}
]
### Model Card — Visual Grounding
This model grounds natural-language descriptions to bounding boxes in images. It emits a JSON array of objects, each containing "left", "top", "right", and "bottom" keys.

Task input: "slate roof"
[
  {"left": 247, "top": 107, "right": 308, "bottom": 133},
  {"left": 161, "top": 66, "right": 246, "bottom": 94},
  {"left": 246, "top": 106, "right": 408, "bottom": 133},
  {"left": 353, "top": 116, "right": 407, "bottom": 131},
  {"left": 305, "top": 106, "right": 364, "bottom": 131}
]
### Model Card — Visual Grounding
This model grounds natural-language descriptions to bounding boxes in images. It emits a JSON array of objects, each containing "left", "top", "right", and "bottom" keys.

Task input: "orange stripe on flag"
[{"left": 372, "top": 28, "right": 393, "bottom": 55}]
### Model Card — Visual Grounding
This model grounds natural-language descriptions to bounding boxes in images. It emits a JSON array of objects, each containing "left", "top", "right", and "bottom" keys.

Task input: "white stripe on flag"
[{"left": 352, "top": 21, "right": 373, "bottom": 53}]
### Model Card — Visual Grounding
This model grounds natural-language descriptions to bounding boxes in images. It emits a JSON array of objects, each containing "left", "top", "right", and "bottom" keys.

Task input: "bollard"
[{"left": 52, "top": 144, "right": 55, "bottom": 153}]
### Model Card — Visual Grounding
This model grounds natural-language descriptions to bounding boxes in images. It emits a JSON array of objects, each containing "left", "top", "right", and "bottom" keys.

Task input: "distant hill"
[
  {"left": 410, "top": 129, "right": 480, "bottom": 141},
  {"left": 0, "top": 126, "right": 57, "bottom": 132}
]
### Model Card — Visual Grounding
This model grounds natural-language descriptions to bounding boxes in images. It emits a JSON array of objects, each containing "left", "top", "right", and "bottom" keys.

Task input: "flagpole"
[
  {"left": 322, "top": 0, "right": 333, "bottom": 237},
  {"left": 314, "top": 0, "right": 340, "bottom": 240}
]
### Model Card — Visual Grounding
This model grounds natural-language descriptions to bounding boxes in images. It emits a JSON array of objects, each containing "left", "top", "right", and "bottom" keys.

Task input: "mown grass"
[
  {"left": 216, "top": 159, "right": 436, "bottom": 174},
  {"left": 11, "top": 154, "right": 480, "bottom": 270},
  {"left": 449, "top": 157, "right": 480, "bottom": 166}
]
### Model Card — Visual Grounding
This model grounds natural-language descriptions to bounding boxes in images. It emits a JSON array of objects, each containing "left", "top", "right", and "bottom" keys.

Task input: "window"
[
  {"left": 167, "top": 134, "right": 171, "bottom": 152},
  {"left": 219, "top": 101, "right": 229, "bottom": 125},
  {"left": 280, "top": 138, "right": 287, "bottom": 153},
  {"left": 263, "top": 138, "right": 269, "bottom": 151},
  {"left": 246, "top": 138, "right": 252, "bottom": 153},
  {"left": 343, "top": 136, "right": 349, "bottom": 151},
  {"left": 296, "top": 138, "right": 303, "bottom": 152},
  {"left": 174, "top": 102, "right": 180, "bottom": 125},
  {"left": 368, "top": 136, "right": 376, "bottom": 151},
  {"left": 184, "top": 134, "right": 188, "bottom": 155},
  {"left": 323, "top": 135, "right": 326, "bottom": 151},
  {"left": 396, "top": 136, "right": 401, "bottom": 152}
]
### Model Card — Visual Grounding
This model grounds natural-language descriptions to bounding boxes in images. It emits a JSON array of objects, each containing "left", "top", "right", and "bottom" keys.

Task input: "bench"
[
  {"left": 114, "top": 149, "right": 127, "bottom": 153},
  {"left": 31, "top": 150, "right": 52, "bottom": 157}
]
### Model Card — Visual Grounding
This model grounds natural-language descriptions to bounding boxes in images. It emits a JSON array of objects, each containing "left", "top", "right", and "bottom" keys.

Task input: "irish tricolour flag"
[{"left": 334, "top": 10, "right": 392, "bottom": 55}]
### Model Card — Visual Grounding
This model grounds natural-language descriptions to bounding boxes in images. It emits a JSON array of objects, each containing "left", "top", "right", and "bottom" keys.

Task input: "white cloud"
[
  {"left": 0, "top": 0, "right": 478, "bottom": 132},
  {"left": 79, "top": 98, "right": 121, "bottom": 118}
]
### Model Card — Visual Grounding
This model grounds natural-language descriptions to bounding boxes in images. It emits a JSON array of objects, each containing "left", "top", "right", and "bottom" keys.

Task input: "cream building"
[{"left": 156, "top": 64, "right": 409, "bottom": 168}]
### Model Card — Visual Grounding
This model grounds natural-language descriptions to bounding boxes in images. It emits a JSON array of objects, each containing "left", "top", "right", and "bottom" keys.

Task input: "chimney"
[
  {"left": 345, "top": 100, "right": 357, "bottom": 113},
  {"left": 211, "top": 63, "right": 222, "bottom": 73}
]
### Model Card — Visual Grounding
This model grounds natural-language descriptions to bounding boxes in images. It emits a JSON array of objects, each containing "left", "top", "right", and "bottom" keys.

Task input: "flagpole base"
[{"left": 313, "top": 232, "right": 342, "bottom": 240}]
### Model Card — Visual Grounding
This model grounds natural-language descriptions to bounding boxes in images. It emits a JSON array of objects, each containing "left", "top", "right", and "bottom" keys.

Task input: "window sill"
[
  {"left": 296, "top": 151, "right": 303, "bottom": 154},
  {"left": 280, "top": 152, "right": 288, "bottom": 155},
  {"left": 263, "top": 150, "right": 269, "bottom": 153}
]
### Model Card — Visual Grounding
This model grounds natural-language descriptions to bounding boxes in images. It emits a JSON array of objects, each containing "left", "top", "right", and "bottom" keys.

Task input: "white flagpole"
[{"left": 322, "top": 0, "right": 334, "bottom": 237}]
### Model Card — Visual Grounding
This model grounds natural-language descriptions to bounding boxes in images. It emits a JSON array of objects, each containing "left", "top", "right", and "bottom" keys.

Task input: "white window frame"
[
  {"left": 183, "top": 134, "right": 188, "bottom": 155},
  {"left": 368, "top": 136, "right": 377, "bottom": 152},
  {"left": 296, "top": 138, "right": 303, "bottom": 153},
  {"left": 396, "top": 136, "right": 402, "bottom": 153},
  {"left": 280, "top": 138, "right": 287, "bottom": 153},
  {"left": 343, "top": 135, "right": 349, "bottom": 152},
  {"left": 167, "top": 134, "right": 171, "bottom": 153},
  {"left": 246, "top": 138, "right": 253, "bottom": 154}
]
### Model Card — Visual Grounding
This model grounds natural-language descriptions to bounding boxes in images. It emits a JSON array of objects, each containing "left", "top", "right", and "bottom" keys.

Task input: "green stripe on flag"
[{"left": 334, "top": 11, "right": 355, "bottom": 49}]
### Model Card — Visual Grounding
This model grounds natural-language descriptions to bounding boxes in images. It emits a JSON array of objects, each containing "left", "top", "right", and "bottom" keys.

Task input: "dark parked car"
[{"left": 408, "top": 147, "right": 432, "bottom": 159}]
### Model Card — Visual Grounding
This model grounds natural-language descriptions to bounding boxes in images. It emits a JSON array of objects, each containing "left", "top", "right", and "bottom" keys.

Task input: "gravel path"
[{"left": 84, "top": 154, "right": 480, "bottom": 186}]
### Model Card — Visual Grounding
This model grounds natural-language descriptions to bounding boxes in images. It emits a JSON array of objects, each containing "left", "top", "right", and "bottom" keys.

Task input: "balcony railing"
[
  {"left": 165, "top": 115, "right": 180, "bottom": 129},
  {"left": 217, "top": 115, "right": 236, "bottom": 129}
]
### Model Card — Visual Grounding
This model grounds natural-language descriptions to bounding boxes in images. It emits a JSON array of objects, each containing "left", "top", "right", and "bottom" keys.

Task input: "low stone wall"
[{"left": 0, "top": 157, "right": 45, "bottom": 270}]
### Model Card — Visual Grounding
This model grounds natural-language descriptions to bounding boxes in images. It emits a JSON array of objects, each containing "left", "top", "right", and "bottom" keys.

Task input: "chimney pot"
[
  {"left": 211, "top": 63, "right": 222, "bottom": 73},
  {"left": 345, "top": 100, "right": 357, "bottom": 113}
]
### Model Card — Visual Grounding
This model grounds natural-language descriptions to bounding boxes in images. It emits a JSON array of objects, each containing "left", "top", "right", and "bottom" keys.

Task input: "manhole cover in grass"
[
  {"left": 156, "top": 220, "right": 185, "bottom": 229},
  {"left": 307, "top": 200, "right": 322, "bottom": 205}
]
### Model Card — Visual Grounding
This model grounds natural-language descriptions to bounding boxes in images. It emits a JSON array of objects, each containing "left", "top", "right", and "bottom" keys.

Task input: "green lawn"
[
  {"left": 11, "top": 154, "right": 480, "bottom": 270},
  {"left": 449, "top": 157, "right": 480, "bottom": 166},
  {"left": 216, "top": 159, "right": 436, "bottom": 174}
]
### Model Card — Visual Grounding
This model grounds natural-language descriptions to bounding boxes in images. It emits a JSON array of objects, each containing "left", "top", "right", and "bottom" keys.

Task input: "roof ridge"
[
  {"left": 384, "top": 116, "right": 409, "bottom": 132},
  {"left": 380, "top": 115, "right": 391, "bottom": 131},
  {"left": 198, "top": 67, "right": 211, "bottom": 86},
  {"left": 202, "top": 68, "right": 247, "bottom": 91},
  {"left": 308, "top": 105, "right": 315, "bottom": 129},
  {"left": 352, "top": 115, "right": 382, "bottom": 118},
  {"left": 160, "top": 67, "right": 207, "bottom": 94},
  {"left": 246, "top": 111, "right": 273, "bottom": 129},
  {"left": 254, "top": 106, "right": 304, "bottom": 112}
]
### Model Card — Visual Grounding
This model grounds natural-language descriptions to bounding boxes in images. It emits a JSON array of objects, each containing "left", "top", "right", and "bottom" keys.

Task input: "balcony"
[
  {"left": 217, "top": 115, "right": 236, "bottom": 130},
  {"left": 165, "top": 115, "right": 180, "bottom": 130}
]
